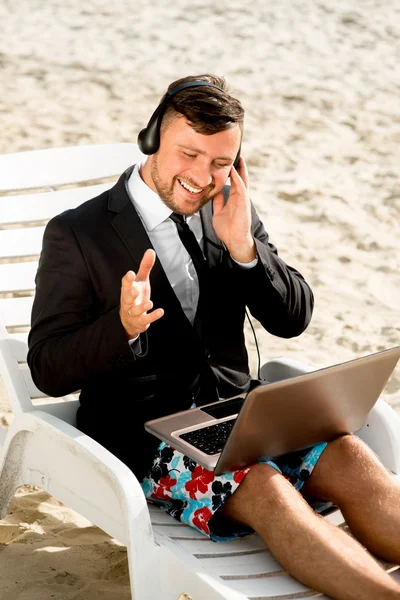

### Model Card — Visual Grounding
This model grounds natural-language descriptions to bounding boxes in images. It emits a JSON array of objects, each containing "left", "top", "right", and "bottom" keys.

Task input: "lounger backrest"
[
  {"left": 0, "top": 144, "right": 143, "bottom": 192},
  {"left": 0, "top": 143, "right": 145, "bottom": 416}
]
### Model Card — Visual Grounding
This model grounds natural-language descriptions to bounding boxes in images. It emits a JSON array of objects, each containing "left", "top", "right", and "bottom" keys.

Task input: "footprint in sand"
[
  {"left": 46, "top": 571, "right": 80, "bottom": 586},
  {"left": 0, "top": 523, "right": 28, "bottom": 544}
]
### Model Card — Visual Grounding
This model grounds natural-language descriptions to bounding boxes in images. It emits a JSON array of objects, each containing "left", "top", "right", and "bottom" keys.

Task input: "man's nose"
[{"left": 190, "top": 162, "right": 213, "bottom": 189}]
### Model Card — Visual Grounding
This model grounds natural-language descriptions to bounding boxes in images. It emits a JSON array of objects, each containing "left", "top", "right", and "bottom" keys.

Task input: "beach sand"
[{"left": 0, "top": 0, "right": 399, "bottom": 597}]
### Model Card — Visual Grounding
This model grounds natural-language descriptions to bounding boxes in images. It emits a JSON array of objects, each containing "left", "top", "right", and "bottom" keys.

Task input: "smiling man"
[
  {"left": 28, "top": 74, "right": 400, "bottom": 599},
  {"left": 143, "top": 113, "right": 240, "bottom": 211}
]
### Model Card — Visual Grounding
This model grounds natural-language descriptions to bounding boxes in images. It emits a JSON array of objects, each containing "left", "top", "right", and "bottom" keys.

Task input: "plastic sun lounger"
[{"left": 0, "top": 144, "right": 399, "bottom": 600}]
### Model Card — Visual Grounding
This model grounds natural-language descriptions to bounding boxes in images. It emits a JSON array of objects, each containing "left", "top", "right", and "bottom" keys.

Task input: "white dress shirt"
[{"left": 126, "top": 163, "right": 257, "bottom": 325}]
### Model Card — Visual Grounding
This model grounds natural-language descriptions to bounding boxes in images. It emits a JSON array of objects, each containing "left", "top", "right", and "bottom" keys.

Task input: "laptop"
[{"left": 145, "top": 346, "right": 400, "bottom": 475}]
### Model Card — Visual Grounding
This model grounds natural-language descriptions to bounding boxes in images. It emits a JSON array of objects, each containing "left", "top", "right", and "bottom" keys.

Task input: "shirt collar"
[{"left": 127, "top": 162, "right": 172, "bottom": 231}]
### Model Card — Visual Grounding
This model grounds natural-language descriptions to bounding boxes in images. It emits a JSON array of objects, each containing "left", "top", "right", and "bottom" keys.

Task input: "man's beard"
[{"left": 151, "top": 154, "right": 216, "bottom": 215}]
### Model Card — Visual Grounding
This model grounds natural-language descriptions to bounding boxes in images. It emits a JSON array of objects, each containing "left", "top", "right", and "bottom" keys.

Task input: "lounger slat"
[
  {"left": 175, "top": 535, "right": 266, "bottom": 557},
  {"left": 324, "top": 509, "right": 345, "bottom": 526},
  {"left": 3, "top": 338, "right": 28, "bottom": 362},
  {"left": 33, "top": 400, "right": 79, "bottom": 425},
  {"left": 0, "top": 183, "right": 111, "bottom": 226},
  {"left": 147, "top": 504, "right": 178, "bottom": 524},
  {"left": 226, "top": 574, "right": 314, "bottom": 598},
  {"left": 200, "top": 551, "right": 282, "bottom": 578},
  {"left": 0, "top": 297, "right": 33, "bottom": 328},
  {"left": 0, "top": 262, "right": 38, "bottom": 294},
  {"left": 153, "top": 524, "right": 205, "bottom": 540},
  {"left": 20, "top": 363, "right": 48, "bottom": 399},
  {"left": 227, "top": 560, "right": 398, "bottom": 599},
  {"left": 7, "top": 332, "right": 29, "bottom": 344},
  {"left": 0, "top": 144, "right": 144, "bottom": 191},
  {"left": 0, "top": 227, "right": 45, "bottom": 259}
]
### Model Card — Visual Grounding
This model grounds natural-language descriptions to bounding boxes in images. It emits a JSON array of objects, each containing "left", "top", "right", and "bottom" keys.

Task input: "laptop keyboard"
[{"left": 179, "top": 419, "right": 236, "bottom": 455}]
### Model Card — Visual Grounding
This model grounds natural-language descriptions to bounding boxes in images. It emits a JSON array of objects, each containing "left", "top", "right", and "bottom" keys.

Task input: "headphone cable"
[{"left": 245, "top": 308, "right": 261, "bottom": 381}]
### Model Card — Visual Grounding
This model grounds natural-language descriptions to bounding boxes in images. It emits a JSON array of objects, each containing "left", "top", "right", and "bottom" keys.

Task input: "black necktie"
[
  {"left": 170, "top": 214, "right": 216, "bottom": 403},
  {"left": 169, "top": 213, "right": 207, "bottom": 283}
]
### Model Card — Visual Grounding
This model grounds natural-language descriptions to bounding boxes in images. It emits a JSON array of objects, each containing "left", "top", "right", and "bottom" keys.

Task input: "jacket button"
[{"left": 266, "top": 266, "right": 275, "bottom": 280}]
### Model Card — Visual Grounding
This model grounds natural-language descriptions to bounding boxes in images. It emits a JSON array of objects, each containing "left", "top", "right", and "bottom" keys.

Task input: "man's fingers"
[
  {"left": 137, "top": 248, "right": 156, "bottom": 281},
  {"left": 212, "top": 190, "right": 225, "bottom": 215},
  {"left": 143, "top": 307, "right": 164, "bottom": 325},
  {"left": 121, "top": 270, "right": 136, "bottom": 290},
  {"left": 120, "top": 285, "right": 139, "bottom": 309},
  {"left": 127, "top": 300, "right": 153, "bottom": 317},
  {"left": 238, "top": 156, "right": 249, "bottom": 189},
  {"left": 128, "top": 305, "right": 164, "bottom": 328},
  {"left": 230, "top": 161, "right": 249, "bottom": 191},
  {"left": 121, "top": 247, "right": 156, "bottom": 290}
]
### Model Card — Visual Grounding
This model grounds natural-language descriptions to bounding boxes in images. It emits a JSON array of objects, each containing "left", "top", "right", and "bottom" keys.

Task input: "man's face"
[{"left": 141, "top": 116, "right": 242, "bottom": 216}]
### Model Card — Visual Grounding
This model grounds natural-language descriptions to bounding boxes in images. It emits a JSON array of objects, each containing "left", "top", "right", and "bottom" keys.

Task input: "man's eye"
[
  {"left": 183, "top": 152, "right": 196, "bottom": 159},
  {"left": 215, "top": 163, "right": 230, "bottom": 169}
]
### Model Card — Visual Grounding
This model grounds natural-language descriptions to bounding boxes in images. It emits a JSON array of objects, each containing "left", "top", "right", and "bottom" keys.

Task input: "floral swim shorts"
[{"left": 141, "top": 441, "right": 330, "bottom": 542}]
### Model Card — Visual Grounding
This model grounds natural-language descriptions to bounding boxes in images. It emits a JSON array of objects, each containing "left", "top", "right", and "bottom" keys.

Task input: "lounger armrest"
[
  {"left": 356, "top": 398, "right": 400, "bottom": 475},
  {"left": 260, "top": 356, "right": 315, "bottom": 383},
  {"left": 1, "top": 410, "right": 151, "bottom": 544}
]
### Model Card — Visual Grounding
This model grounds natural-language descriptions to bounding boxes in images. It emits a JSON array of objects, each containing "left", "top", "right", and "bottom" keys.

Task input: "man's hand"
[
  {"left": 212, "top": 156, "right": 256, "bottom": 263},
  {"left": 119, "top": 249, "right": 164, "bottom": 340}
]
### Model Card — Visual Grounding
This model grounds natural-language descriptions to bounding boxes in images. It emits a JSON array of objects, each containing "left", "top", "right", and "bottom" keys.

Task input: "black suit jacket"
[{"left": 28, "top": 168, "right": 314, "bottom": 480}]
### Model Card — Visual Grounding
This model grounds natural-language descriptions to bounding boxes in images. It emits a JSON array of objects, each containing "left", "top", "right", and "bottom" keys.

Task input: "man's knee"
[
  {"left": 219, "top": 463, "right": 305, "bottom": 527},
  {"left": 325, "top": 434, "right": 384, "bottom": 475},
  {"left": 304, "top": 434, "right": 385, "bottom": 502},
  {"left": 329, "top": 434, "right": 367, "bottom": 463}
]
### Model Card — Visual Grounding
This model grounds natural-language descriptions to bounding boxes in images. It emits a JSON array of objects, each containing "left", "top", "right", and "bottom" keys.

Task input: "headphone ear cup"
[
  {"left": 138, "top": 124, "right": 159, "bottom": 155},
  {"left": 137, "top": 127, "right": 153, "bottom": 154},
  {"left": 137, "top": 105, "right": 164, "bottom": 155}
]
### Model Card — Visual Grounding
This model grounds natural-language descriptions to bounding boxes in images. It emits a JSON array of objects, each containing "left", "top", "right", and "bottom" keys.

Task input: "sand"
[{"left": 0, "top": 0, "right": 399, "bottom": 597}]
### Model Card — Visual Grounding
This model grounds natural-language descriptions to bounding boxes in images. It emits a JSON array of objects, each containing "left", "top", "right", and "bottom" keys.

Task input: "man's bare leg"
[
  {"left": 303, "top": 434, "right": 400, "bottom": 564},
  {"left": 218, "top": 461, "right": 400, "bottom": 600}
]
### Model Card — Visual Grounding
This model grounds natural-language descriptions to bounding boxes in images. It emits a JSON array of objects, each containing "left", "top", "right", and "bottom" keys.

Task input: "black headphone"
[{"left": 137, "top": 80, "right": 241, "bottom": 168}]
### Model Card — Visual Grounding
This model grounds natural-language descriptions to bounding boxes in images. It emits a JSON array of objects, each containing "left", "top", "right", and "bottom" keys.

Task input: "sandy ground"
[{"left": 0, "top": 0, "right": 399, "bottom": 598}]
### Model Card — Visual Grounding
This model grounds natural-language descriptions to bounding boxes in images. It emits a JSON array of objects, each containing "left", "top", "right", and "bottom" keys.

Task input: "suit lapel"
[
  {"left": 108, "top": 171, "right": 152, "bottom": 268},
  {"left": 200, "top": 193, "right": 225, "bottom": 266},
  {"left": 108, "top": 168, "right": 195, "bottom": 338}
]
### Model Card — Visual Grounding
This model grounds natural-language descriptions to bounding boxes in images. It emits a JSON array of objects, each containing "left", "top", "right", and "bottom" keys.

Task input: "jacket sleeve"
[
  {"left": 27, "top": 215, "right": 141, "bottom": 397},
  {"left": 232, "top": 203, "right": 314, "bottom": 338}
]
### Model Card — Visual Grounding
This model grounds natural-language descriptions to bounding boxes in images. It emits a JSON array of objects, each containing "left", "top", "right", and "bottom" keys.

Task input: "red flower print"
[
  {"left": 233, "top": 467, "right": 251, "bottom": 485},
  {"left": 185, "top": 466, "right": 214, "bottom": 500},
  {"left": 160, "top": 474, "right": 177, "bottom": 491},
  {"left": 151, "top": 474, "right": 177, "bottom": 500},
  {"left": 192, "top": 507, "right": 212, "bottom": 535}
]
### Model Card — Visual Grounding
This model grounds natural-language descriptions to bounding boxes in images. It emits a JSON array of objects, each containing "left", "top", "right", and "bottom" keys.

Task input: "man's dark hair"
[{"left": 161, "top": 74, "right": 244, "bottom": 135}]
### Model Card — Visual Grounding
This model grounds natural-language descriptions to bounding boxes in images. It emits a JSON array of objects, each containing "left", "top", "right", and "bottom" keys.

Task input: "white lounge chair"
[{"left": 0, "top": 145, "right": 399, "bottom": 600}]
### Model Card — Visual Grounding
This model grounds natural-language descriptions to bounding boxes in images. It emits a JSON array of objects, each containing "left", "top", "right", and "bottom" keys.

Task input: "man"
[{"left": 28, "top": 74, "right": 400, "bottom": 599}]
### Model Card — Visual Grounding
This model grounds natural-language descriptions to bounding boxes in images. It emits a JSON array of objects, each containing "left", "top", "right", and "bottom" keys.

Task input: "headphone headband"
[
  {"left": 166, "top": 80, "right": 222, "bottom": 97},
  {"left": 137, "top": 80, "right": 224, "bottom": 156}
]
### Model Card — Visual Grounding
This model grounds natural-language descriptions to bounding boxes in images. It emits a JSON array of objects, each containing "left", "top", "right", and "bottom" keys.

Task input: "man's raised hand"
[
  {"left": 119, "top": 249, "right": 164, "bottom": 340},
  {"left": 212, "top": 156, "right": 256, "bottom": 264}
]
